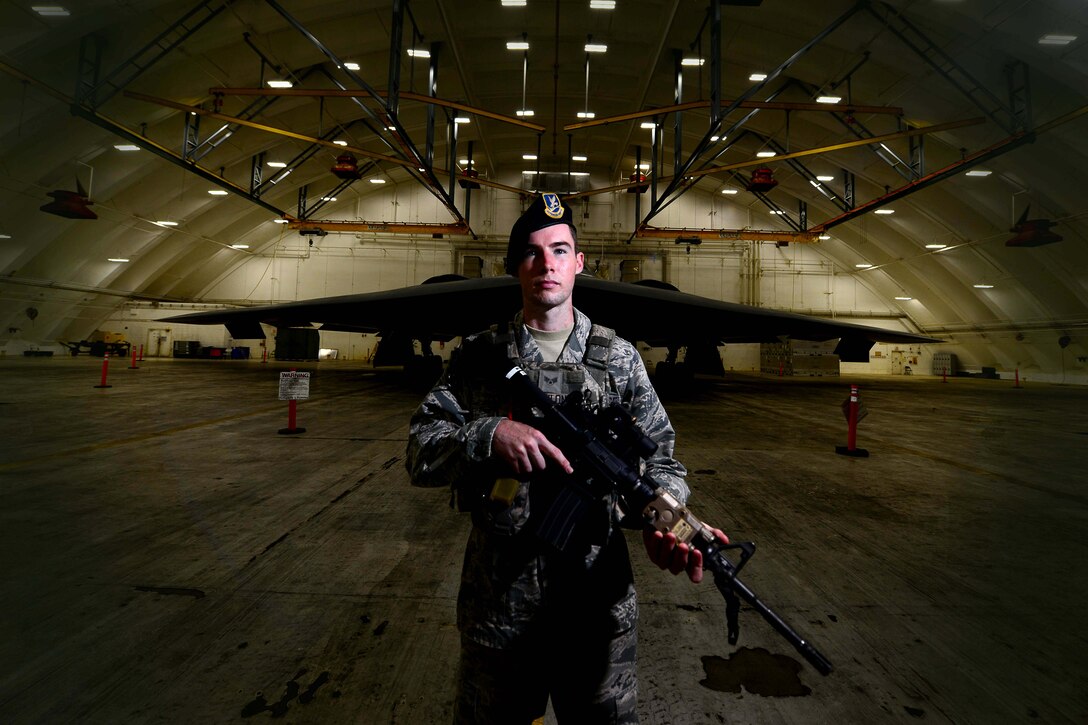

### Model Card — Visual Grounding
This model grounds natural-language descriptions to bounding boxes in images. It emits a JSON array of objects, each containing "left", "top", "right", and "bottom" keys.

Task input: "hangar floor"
[{"left": 1, "top": 356, "right": 1085, "bottom": 724}]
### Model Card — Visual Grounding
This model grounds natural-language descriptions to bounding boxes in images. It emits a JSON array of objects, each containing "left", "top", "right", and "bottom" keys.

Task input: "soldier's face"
[{"left": 517, "top": 225, "right": 584, "bottom": 313}]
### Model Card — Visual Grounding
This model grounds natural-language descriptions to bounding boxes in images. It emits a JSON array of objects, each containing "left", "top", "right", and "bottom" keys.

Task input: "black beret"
[{"left": 506, "top": 192, "right": 577, "bottom": 274}]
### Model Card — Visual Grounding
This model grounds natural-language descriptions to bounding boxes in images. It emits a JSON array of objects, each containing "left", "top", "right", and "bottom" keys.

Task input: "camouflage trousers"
[{"left": 453, "top": 624, "right": 639, "bottom": 724}]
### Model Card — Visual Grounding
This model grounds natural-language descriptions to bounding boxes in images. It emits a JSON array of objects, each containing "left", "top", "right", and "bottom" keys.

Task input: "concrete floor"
[{"left": 1, "top": 355, "right": 1085, "bottom": 724}]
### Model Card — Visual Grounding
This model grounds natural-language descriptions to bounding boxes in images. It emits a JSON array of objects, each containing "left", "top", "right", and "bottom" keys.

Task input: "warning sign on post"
[{"left": 278, "top": 371, "right": 311, "bottom": 400}]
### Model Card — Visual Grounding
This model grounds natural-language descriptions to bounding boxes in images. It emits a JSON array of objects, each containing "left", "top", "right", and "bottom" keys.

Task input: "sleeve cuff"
[{"left": 465, "top": 416, "right": 504, "bottom": 461}]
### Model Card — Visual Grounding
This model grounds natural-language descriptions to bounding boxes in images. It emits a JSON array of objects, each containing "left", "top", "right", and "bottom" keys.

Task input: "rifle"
[{"left": 503, "top": 364, "right": 834, "bottom": 676}]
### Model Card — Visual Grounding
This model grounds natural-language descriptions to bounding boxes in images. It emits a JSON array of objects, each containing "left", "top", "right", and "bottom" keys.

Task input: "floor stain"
[
  {"left": 241, "top": 669, "right": 330, "bottom": 718},
  {"left": 700, "top": 647, "right": 811, "bottom": 697},
  {"left": 133, "top": 585, "right": 205, "bottom": 598}
]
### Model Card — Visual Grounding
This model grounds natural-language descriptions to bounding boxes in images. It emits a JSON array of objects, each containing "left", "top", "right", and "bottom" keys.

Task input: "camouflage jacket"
[{"left": 406, "top": 307, "right": 688, "bottom": 647}]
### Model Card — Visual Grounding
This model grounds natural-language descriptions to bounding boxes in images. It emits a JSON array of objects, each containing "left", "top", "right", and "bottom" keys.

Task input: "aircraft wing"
[{"left": 161, "top": 274, "right": 941, "bottom": 361}]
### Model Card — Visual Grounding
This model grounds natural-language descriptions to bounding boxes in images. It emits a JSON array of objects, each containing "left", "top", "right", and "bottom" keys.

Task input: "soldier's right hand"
[{"left": 492, "top": 419, "right": 573, "bottom": 477}]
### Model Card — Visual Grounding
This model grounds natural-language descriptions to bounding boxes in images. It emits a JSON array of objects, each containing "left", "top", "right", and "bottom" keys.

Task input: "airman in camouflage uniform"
[{"left": 407, "top": 193, "right": 720, "bottom": 724}]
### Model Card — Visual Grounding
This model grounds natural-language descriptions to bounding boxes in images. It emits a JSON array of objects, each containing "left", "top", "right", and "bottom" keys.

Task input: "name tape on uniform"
[{"left": 278, "top": 371, "right": 311, "bottom": 400}]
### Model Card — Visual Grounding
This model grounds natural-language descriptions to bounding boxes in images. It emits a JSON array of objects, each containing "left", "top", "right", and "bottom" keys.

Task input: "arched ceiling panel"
[{"left": 1, "top": 0, "right": 1085, "bottom": 370}]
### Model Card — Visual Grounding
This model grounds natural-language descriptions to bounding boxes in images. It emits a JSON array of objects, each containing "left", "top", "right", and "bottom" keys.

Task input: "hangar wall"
[{"left": 15, "top": 180, "right": 1084, "bottom": 384}]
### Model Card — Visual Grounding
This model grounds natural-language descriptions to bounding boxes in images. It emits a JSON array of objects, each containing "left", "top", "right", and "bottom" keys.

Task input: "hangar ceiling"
[{"left": 0, "top": 0, "right": 1085, "bottom": 378}]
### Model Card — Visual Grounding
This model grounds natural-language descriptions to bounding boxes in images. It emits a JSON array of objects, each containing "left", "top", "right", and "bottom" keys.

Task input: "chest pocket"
[
  {"left": 530, "top": 364, "right": 590, "bottom": 405},
  {"left": 525, "top": 322, "right": 620, "bottom": 409}
]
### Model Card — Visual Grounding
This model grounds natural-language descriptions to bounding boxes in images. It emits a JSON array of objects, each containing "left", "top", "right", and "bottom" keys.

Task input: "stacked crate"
[{"left": 760, "top": 340, "right": 840, "bottom": 376}]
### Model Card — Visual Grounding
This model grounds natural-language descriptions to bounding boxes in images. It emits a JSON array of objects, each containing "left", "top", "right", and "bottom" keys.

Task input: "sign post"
[
  {"left": 94, "top": 352, "right": 113, "bottom": 389},
  {"left": 278, "top": 369, "right": 310, "bottom": 435},
  {"left": 835, "top": 384, "right": 869, "bottom": 457}
]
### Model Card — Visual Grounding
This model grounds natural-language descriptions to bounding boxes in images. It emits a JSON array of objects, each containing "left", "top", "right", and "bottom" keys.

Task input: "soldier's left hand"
[{"left": 643, "top": 527, "right": 729, "bottom": 584}]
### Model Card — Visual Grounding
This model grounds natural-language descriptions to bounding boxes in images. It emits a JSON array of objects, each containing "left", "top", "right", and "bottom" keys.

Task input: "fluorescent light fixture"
[
  {"left": 507, "top": 41, "right": 530, "bottom": 50},
  {"left": 637, "top": 163, "right": 650, "bottom": 170},
  {"left": 568, "top": 172, "right": 591, "bottom": 177},
  {"left": 343, "top": 62, "right": 360, "bottom": 70},
  {"left": 522, "top": 154, "right": 538, "bottom": 160},
  {"left": 155, "top": 220, "right": 178, "bottom": 227},
  {"left": 0, "top": 234, "right": 10, "bottom": 239},
  {"left": 925, "top": 243, "right": 947, "bottom": 249},
  {"left": 589, "top": 0, "right": 615, "bottom": 8},
  {"left": 267, "top": 161, "right": 287, "bottom": 168},
  {"left": 407, "top": 48, "right": 430, "bottom": 58},
  {"left": 230, "top": 244, "right": 250, "bottom": 250},
  {"left": 769, "top": 210, "right": 786, "bottom": 215},
  {"left": 818, "top": 234, "right": 831, "bottom": 240},
  {"left": 756, "top": 151, "right": 776, "bottom": 158},
  {"left": 32, "top": 6, "right": 70, "bottom": 15},
  {"left": 208, "top": 189, "right": 228, "bottom": 196},
  {"left": 1038, "top": 34, "right": 1076, "bottom": 45},
  {"left": 640, "top": 122, "right": 656, "bottom": 129},
  {"left": 576, "top": 111, "right": 595, "bottom": 119},
  {"left": 333, "top": 140, "right": 348, "bottom": 146},
  {"left": 386, "top": 125, "right": 397, "bottom": 131},
  {"left": 585, "top": 43, "right": 608, "bottom": 53},
  {"left": 810, "top": 180, "right": 822, "bottom": 188},
  {"left": 816, "top": 175, "right": 834, "bottom": 181},
  {"left": 973, "top": 284, "right": 994, "bottom": 289},
  {"left": 107, "top": 257, "right": 129, "bottom": 263},
  {"left": 321, "top": 196, "right": 337, "bottom": 202},
  {"left": 269, "top": 170, "right": 291, "bottom": 183},
  {"left": 710, "top": 135, "right": 720, "bottom": 142},
  {"left": 113, "top": 144, "right": 140, "bottom": 151},
  {"left": 516, "top": 109, "right": 535, "bottom": 117},
  {"left": 965, "top": 169, "right": 992, "bottom": 177},
  {"left": 273, "top": 219, "right": 289, "bottom": 224},
  {"left": 501, "top": 0, "right": 527, "bottom": 5},
  {"left": 267, "top": 80, "right": 293, "bottom": 88},
  {"left": 855, "top": 263, "right": 873, "bottom": 268},
  {"left": 572, "top": 155, "right": 588, "bottom": 162},
  {"left": 459, "top": 158, "right": 471, "bottom": 165},
  {"left": 894, "top": 296, "right": 913, "bottom": 301},
  {"left": 816, "top": 95, "right": 842, "bottom": 104},
  {"left": 721, "top": 188, "right": 738, "bottom": 195},
  {"left": 681, "top": 58, "right": 704, "bottom": 67},
  {"left": 874, "top": 208, "right": 895, "bottom": 214},
  {"left": 454, "top": 116, "right": 471, "bottom": 124},
  {"left": 369, "top": 178, "right": 386, "bottom": 184},
  {"left": 749, "top": 73, "right": 767, "bottom": 82}
]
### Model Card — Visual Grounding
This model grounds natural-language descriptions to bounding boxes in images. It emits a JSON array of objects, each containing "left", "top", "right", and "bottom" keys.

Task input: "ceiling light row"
[
  {"left": 1038, "top": 34, "right": 1076, "bottom": 45},
  {"left": 501, "top": 1, "right": 616, "bottom": 7},
  {"left": 32, "top": 5, "right": 69, "bottom": 16},
  {"left": 521, "top": 154, "right": 589, "bottom": 162},
  {"left": 506, "top": 40, "right": 609, "bottom": 52}
]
